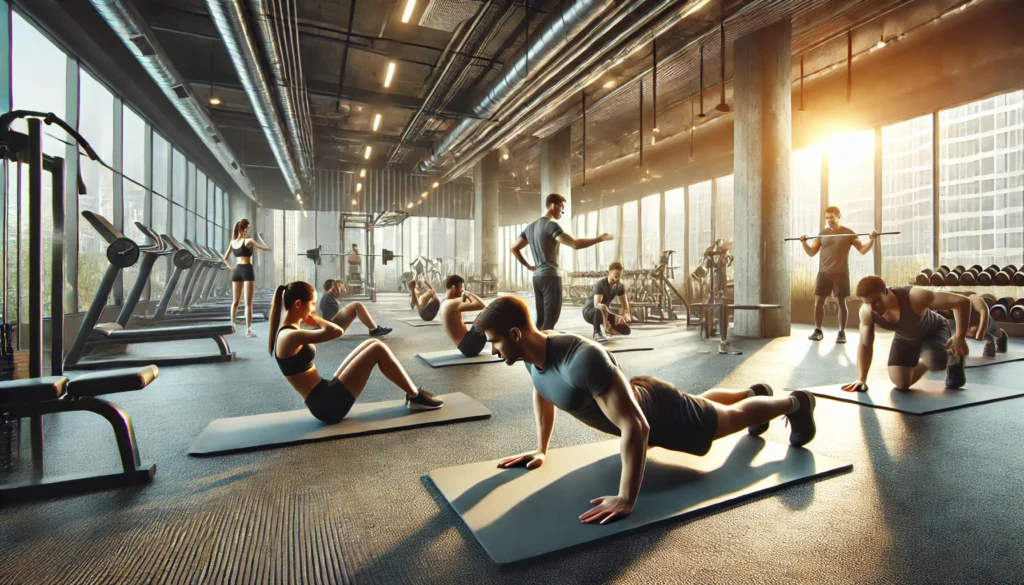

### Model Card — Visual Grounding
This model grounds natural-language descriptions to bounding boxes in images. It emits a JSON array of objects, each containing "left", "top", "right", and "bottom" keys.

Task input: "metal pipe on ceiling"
[
  {"left": 206, "top": 0, "right": 307, "bottom": 196},
  {"left": 87, "top": 0, "right": 258, "bottom": 201},
  {"left": 419, "top": 0, "right": 616, "bottom": 172}
]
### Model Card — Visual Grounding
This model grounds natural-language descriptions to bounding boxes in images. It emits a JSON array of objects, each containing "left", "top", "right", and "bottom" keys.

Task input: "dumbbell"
[
  {"left": 991, "top": 297, "right": 1014, "bottom": 321},
  {"left": 929, "top": 265, "right": 950, "bottom": 286},
  {"left": 1011, "top": 299, "right": 1024, "bottom": 323},
  {"left": 1014, "top": 269, "right": 1024, "bottom": 286},
  {"left": 959, "top": 265, "right": 981, "bottom": 286},
  {"left": 995, "top": 265, "right": 1018, "bottom": 286},
  {"left": 978, "top": 265, "right": 999, "bottom": 286},
  {"left": 980, "top": 294, "right": 997, "bottom": 310},
  {"left": 915, "top": 268, "right": 933, "bottom": 286},
  {"left": 944, "top": 265, "right": 968, "bottom": 286}
]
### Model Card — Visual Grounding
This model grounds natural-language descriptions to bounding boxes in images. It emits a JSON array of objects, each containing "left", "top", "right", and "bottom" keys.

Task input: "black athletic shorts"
[
  {"left": 887, "top": 320, "right": 951, "bottom": 369},
  {"left": 631, "top": 376, "right": 719, "bottom": 456},
  {"left": 814, "top": 270, "right": 850, "bottom": 298},
  {"left": 305, "top": 377, "right": 356, "bottom": 424},
  {"left": 419, "top": 297, "right": 440, "bottom": 322},
  {"left": 457, "top": 327, "right": 487, "bottom": 357},
  {"left": 232, "top": 264, "right": 255, "bottom": 282}
]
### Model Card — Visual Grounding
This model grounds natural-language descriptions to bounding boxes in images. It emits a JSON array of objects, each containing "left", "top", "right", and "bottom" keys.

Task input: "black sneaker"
[
  {"left": 785, "top": 390, "right": 816, "bottom": 447},
  {"left": 945, "top": 354, "right": 966, "bottom": 389},
  {"left": 808, "top": 329, "right": 823, "bottom": 341},
  {"left": 983, "top": 339, "right": 996, "bottom": 359},
  {"left": 836, "top": 331, "right": 847, "bottom": 344},
  {"left": 997, "top": 329, "right": 1008, "bottom": 353},
  {"left": 747, "top": 383, "right": 773, "bottom": 436},
  {"left": 369, "top": 326, "right": 392, "bottom": 337},
  {"left": 406, "top": 389, "right": 444, "bottom": 411}
]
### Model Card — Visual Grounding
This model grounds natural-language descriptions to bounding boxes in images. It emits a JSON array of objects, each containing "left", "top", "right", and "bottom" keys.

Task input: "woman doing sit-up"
[
  {"left": 269, "top": 281, "right": 443, "bottom": 424},
  {"left": 407, "top": 280, "right": 441, "bottom": 321}
]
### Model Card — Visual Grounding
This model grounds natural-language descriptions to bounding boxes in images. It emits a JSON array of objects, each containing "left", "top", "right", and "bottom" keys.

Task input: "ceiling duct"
[
  {"left": 419, "top": 0, "right": 615, "bottom": 172},
  {"left": 419, "top": 0, "right": 483, "bottom": 32},
  {"left": 87, "top": 0, "right": 259, "bottom": 201},
  {"left": 206, "top": 0, "right": 308, "bottom": 196}
]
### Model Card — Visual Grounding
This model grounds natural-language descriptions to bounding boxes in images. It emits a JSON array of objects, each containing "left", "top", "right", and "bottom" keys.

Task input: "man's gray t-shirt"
[
  {"left": 319, "top": 293, "right": 341, "bottom": 320},
  {"left": 818, "top": 226, "right": 856, "bottom": 274},
  {"left": 583, "top": 277, "right": 626, "bottom": 312},
  {"left": 521, "top": 217, "right": 564, "bottom": 277}
]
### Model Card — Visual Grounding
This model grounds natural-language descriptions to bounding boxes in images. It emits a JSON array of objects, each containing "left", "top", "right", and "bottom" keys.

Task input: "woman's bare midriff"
[{"left": 283, "top": 367, "right": 322, "bottom": 400}]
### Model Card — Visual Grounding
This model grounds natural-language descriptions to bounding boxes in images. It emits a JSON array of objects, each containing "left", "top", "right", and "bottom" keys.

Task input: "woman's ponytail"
[{"left": 268, "top": 285, "right": 286, "bottom": 355}]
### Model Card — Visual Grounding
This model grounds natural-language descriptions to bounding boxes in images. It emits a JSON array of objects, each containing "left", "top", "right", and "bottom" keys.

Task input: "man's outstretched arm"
[{"left": 556, "top": 231, "right": 613, "bottom": 250}]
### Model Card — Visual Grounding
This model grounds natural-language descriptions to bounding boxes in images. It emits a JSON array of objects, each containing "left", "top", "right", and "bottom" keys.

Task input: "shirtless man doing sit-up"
[{"left": 439, "top": 275, "right": 487, "bottom": 357}]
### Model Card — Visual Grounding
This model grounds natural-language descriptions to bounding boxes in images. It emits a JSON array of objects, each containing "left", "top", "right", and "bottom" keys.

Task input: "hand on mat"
[
  {"left": 497, "top": 450, "right": 545, "bottom": 470},
  {"left": 841, "top": 381, "right": 868, "bottom": 393},
  {"left": 946, "top": 336, "right": 970, "bottom": 358},
  {"left": 580, "top": 495, "right": 634, "bottom": 524}
]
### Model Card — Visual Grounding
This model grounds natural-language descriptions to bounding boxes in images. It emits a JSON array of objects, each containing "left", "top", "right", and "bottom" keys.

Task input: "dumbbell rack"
[{"left": 913, "top": 263, "right": 1024, "bottom": 337}]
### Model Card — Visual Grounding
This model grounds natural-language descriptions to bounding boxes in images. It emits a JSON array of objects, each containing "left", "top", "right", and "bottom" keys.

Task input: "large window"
[
  {"left": 664, "top": 187, "right": 686, "bottom": 280},
  {"left": 715, "top": 175, "right": 734, "bottom": 245},
  {"left": 621, "top": 200, "right": 638, "bottom": 267},
  {"left": 790, "top": 146, "right": 823, "bottom": 301},
  {"left": 882, "top": 115, "right": 934, "bottom": 285},
  {"left": 688, "top": 181, "right": 712, "bottom": 272},
  {"left": 78, "top": 69, "right": 116, "bottom": 309},
  {"left": 150, "top": 131, "right": 171, "bottom": 299},
  {"left": 598, "top": 205, "right": 619, "bottom": 268},
  {"left": 640, "top": 193, "right": 661, "bottom": 268},
  {"left": 122, "top": 106, "right": 148, "bottom": 297},
  {"left": 939, "top": 90, "right": 1024, "bottom": 268},
  {"left": 827, "top": 130, "right": 876, "bottom": 282}
]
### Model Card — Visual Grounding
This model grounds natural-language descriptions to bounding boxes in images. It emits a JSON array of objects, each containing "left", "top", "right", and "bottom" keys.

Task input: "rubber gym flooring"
[{"left": 2, "top": 293, "right": 1022, "bottom": 584}]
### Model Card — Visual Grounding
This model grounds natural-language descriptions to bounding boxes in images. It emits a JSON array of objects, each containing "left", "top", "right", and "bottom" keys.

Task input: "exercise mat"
[{"left": 798, "top": 378, "right": 1024, "bottom": 415}]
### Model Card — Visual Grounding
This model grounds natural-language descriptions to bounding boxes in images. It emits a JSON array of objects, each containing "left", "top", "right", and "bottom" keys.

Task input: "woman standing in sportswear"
[{"left": 224, "top": 218, "right": 271, "bottom": 337}]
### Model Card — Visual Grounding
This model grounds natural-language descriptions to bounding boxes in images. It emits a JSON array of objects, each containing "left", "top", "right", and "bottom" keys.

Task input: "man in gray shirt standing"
[
  {"left": 800, "top": 205, "right": 876, "bottom": 344},
  {"left": 474, "top": 296, "right": 817, "bottom": 525},
  {"left": 511, "top": 193, "right": 612, "bottom": 330}
]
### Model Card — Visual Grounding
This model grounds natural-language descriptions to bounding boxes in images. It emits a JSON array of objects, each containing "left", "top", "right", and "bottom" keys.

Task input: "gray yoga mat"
[
  {"left": 798, "top": 378, "right": 1024, "bottom": 415},
  {"left": 965, "top": 353, "right": 1024, "bottom": 368},
  {"left": 189, "top": 392, "right": 491, "bottom": 455},
  {"left": 400, "top": 318, "right": 441, "bottom": 327},
  {"left": 417, "top": 345, "right": 654, "bottom": 368},
  {"left": 428, "top": 434, "right": 851, "bottom": 564}
]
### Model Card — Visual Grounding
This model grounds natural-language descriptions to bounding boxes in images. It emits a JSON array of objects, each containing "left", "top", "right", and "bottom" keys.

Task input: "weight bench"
[{"left": 0, "top": 365, "right": 159, "bottom": 503}]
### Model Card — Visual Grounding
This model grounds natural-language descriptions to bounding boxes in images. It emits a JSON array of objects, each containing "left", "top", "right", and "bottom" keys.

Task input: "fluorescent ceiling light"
[
  {"left": 364, "top": 146, "right": 372, "bottom": 159},
  {"left": 401, "top": 0, "right": 416, "bottom": 24},
  {"left": 432, "top": 181, "right": 439, "bottom": 188},
  {"left": 356, "top": 182, "right": 363, "bottom": 192},
  {"left": 359, "top": 169, "right": 366, "bottom": 177},
  {"left": 373, "top": 113, "right": 381, "bottom": 132},
  {"left": 384, "top": 62, "right": 396, "bottom": 88}
]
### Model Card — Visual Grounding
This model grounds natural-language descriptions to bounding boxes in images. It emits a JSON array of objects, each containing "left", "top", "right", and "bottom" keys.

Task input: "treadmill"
[
  {"left": 64, "top": 211, "right": 236, "bottom": 370},
  {"left": 183, "top": 239, "right": 272, "bottom": 314}
]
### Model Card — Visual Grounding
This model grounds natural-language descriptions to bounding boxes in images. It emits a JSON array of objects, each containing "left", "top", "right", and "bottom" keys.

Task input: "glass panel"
[
  {"left": 585, "top": 211, "right": 598, "bottom": 272},
  {"left": 715, "top": 175, "right": 735, "bottom": 244},
  {"left": 640, "top": 193, "right": 661, "bottom": 268},
  {"left": 882, "top": 115, "right": 934, "bottom": 286},
  {"left": 598, "top": 205, "right": 618, "bottom": 268},
  {"left": 790, "top": 146, "right": 823, "bottom": 302},
  {"left": 78, "top": 69, "right": 116, "bottom": 309},
  {"left": 186, "top": 162, "right": 196, "bottom": 213},
  {"left": 172, "top": 203, "right": 185, "bottom": 240},
  {"left": 939, "top": 90, "right": 1024, "bottom": 269},
  {"left": 621, "top": 201, "right": 638, "bottom": 267},
  {"left": 171, "top": 148, "right": 186, "bottom": 206},
  {"left": 664, "top": 187, "right": 685, "bottom": 280},
  {"left": 688, "top": 181, "right": 712, "bottom": 272},
  {"left": 122, "top": 106, "right": 146, "bottom": 182},
  {"left": 150, "top": 194, "right": 169, "bottom": 300},
  {"left": 152, "top": 132, "right": 170, "bottom": 200},
  {"left": 195, "top": 170, "right": 206, "bottom": 218},
  {"left": 827, "top": 130, "right": 876, "bottom": 282}
]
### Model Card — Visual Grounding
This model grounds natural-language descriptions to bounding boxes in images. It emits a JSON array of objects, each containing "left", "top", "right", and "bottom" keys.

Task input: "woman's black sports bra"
[
  {"left": 275, "top": 325, "right": 316, "bottom": 376},
  {"left": 232, "top": 241, "right": 253, "bottom": 257}
]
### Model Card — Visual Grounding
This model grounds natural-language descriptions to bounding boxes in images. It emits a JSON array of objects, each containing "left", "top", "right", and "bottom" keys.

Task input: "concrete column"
[
  {"left": 541, "top": 126, "right": 572, "bottom": 269},
  {"left": 733, "top": 19, "right": 792, "bottom": 338},
  {"left": 474, "top": 151, "right": 500, "bottom": 281}
]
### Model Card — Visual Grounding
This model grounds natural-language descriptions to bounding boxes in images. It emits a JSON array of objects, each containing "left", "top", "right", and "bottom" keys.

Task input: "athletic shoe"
[
  {"left": 808, "top": 329, "right": 823, "bottom": 341},
  {"left": 945, "top": 354, "right": 966, "bottom": 389},
  {"left": 836, "top": 331, "right": 847, "bottom": 344},
  {"left": 747, "top": 383, "right": 774, "bottom": 436},
  {"left": 245, "top": 329, "right": 257, "bottom": 339},
  {"left": 983, "top": 339, "right": 996, "bottom": 359},
  {"left": 785, "top": 390, "right": 816, "bottom": 447},
  {"left": 997, "top": 329, "right": 1008, "bottom": 353},
  {"left": 594, "top": 332, "right": 608, "bottom": 343},
  {"left": 406, "top": 389, "right": 444, "bottom": 411},
  {"left": 369, "top": 326, "right": 392, "bottom": 337}
]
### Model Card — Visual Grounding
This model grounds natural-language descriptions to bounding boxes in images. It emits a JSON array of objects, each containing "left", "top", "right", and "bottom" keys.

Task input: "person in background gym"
[
  {"left": 439, "top": 274, "right": 488, "bottom": 357},
  {"left": 959, "top": 293, "right": 1008, "bottom": 359},
  {"left": 511, "top": 193, "right": 613, "bottom": 331},
  {"left": 407, "top": 279, "right": 441, "bottom": 321},
  {"left": 476, "top": 296, "right": 816, "bottom": 525},
  {"left": 319, "top": 279, "right": 392, "bottom": 337},
  {"left": 800, "top": 206, "right": 878, "bottom": 344},
  {"left": 224, "top": 218, "right": 271, "bottom": 338},
  {"left": 583, "top": 261, "right": 632, "bottom": 342},
  {"left": 269, "top": 281, "right": 443, "bottom": 424},
  {"left": 843, "top": 275, "right": 970, "bottom": 393}
]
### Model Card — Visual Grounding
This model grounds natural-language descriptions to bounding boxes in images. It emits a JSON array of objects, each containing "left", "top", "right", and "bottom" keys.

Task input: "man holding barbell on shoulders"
[{"left": 800, "top": 205, "right": 878, "bottom": 344}]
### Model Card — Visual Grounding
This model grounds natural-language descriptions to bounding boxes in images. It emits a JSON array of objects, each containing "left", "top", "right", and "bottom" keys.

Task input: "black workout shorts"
[
  {"left": 632, "top": 376, "right": 719, "bottom": 456},
  {"left": 419, "top": 297, "right": 440, "bottom": 321},
  {"left": 457, "top": 327, "right": 487, "bottom": 357},
  {"left": 304, "top": 377, "right": 356, "bottom": 424},
  {"left": 814, "top": 270, "right": 850, "bottom": 298},
  {"left": 232, "top": 264, "right": 255, "bottom": 282},
  {"left": 887, "top": 320, "right": 952, "bottom": 369}
]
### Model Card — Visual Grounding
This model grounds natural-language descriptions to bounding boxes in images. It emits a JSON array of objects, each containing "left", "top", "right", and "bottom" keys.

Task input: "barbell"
[{"left": 783, "top": 231, "right": 900, "bottom": 242}]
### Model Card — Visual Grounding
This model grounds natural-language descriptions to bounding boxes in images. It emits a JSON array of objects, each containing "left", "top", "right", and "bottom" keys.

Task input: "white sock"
[{"left": 787, "top": 395, "right": 801, "bottom": 414}]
